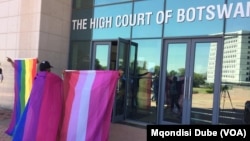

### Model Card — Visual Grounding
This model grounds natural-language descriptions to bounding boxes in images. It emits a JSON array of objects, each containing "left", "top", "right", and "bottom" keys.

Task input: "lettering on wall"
[{"left": 72, "top": 2, "right": 250, "bottom": 30}]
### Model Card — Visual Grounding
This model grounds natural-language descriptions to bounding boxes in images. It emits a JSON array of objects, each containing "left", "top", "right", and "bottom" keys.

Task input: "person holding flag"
[
  {"left": 6, "top": 58, "right": 64, "bottom": 141},
  {"left": 0, "top": 63, "right": 3, "bottom": 83},
  {"left": 13, "top": 60, "right": 63, "bottom": 141},
  {"left": 5, "top": 57, "right": 38, "bottom": 136}
]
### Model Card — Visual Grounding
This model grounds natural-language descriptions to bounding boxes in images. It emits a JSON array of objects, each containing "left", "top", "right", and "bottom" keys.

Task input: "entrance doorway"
[
  {"left": 90, "top": 38, "right": 138, "bottom": 122},
  {"left": 159, "top": 38, "right": 223, "bottom": 124}
]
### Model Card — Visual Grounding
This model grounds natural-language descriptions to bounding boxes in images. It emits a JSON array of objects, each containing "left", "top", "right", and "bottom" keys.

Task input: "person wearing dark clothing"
[
  {"left": 176, "top": 77, "right": 185, "bottom": 115},
  {"left": 131, "top": 71, "right": 149, "bottom": 108},
  {"left": 169, "top": 76, "right": 181, "bottom": 113},
  {"left": 0, "top": 65, "right": 3, "bottom": 83},
  {"left": 39, "top": 60, "right": 53, "bottom": 72},
  {"left": 8, "top": 60, "right": 63, "bottom": 140},
  {"left": 152, "top": 74, "right": 159, "bottom": 105}
]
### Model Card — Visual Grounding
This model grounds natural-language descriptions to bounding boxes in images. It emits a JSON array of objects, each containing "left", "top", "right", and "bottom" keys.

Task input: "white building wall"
[
  {"left": 39, "top": 0, "right": 71, "bottom": 75},
  {"left": 206, "top": 43, "right": 217, "bottom": 83},
  {"left": 207, "top": 30, "right": 250, "bottom": 84},
  {"left": 0, "top": 0, "right": 27, "bottom": 108},
  {"left": 0, "top": 0, "right": 72, "bottom": 108},
  {"left": 222, "top": 31, "right": 250, "bottom": 83}
]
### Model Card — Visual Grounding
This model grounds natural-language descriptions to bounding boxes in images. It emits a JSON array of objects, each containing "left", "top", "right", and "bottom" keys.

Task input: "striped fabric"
[
  {"left": 5, "top": 58, "right": 37, "bottom": 136},
  {"left": 60, "top": 70, "right": 119, "bottom": 141},
  {"left": 12, "top": 72, "right": 63, "bottom": 141}
]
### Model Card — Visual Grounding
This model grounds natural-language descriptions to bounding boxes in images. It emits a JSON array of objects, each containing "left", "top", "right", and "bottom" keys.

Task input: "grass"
[{"left": 193, "top": 87, "right": 213, "bottom": 94}]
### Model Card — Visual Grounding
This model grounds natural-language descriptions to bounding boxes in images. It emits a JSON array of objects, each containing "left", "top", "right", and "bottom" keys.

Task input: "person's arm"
[
  {"left": 138, "top": 72, "right": 149, "bottom": 77},
  {"left": 0, "top": 68, "right": 3, "bottom": 82},
  {"left": 7, "top": 57, "right": 14, "bottom": 68}
]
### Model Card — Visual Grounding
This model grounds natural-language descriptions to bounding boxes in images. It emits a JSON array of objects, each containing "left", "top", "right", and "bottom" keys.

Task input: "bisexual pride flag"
[
  {"left": 5, "top": 58, "right": 37, "bottom": 136},
  {"left": 60, "top": 70, "right": 119, "bottom": 141}
]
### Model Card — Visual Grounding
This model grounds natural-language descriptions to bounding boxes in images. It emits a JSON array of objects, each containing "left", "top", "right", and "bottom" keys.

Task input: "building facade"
[
  {"left": 1, "top": 0, "right": 250, "bottom": 126},
  {"left": 0, "top": 0, "right": 71, "bottom": 108}
]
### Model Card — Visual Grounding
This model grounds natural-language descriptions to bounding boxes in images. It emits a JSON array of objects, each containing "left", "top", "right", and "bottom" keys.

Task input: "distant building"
[{"left": 207, "top": 30, "right": 250, "bottom": 84}]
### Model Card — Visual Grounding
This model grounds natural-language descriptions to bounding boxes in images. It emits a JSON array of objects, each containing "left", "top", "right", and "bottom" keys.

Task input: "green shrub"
[
  {"left": 193, "top": 90, "right": 199, "bottom": 94},
  {"left": 206, "top": 89, "right": 213, "bottom": 93}
]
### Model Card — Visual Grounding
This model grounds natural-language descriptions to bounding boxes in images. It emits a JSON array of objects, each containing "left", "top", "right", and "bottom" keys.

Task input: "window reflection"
[
  {"left": 164, "top": 43, "right": 186, "bottom": 124},
  {"left": 132, "top": 0, "right": 164, "bottom": 38},
  {"left": 191, "top": 43, "right": 215, "bottom": 124},
  {"left": 92, "top": 3, "right": 132, "bottom": 39},
  {"left": 128, "top": 39, "right": 161, "bottom": 124},
  {"left": 164, "top": 0, "right": 224, "bottom": 37},
  {"left": 69, "top": 0, "right": 250, "bottom": 125},
  {"left": 219, "top": 34, "right": 250, "bottom": 124},
  {"left": 222, "top": 34, "right": 250, "bottom": 83},
  {"left": 69, "top": 42, "right": 91, "bottom": 70},
  {"left": 133, "top": 39, "right": 161, "bottom": 73},
  {"left": 95, "top": 45, "right": 109, "bottom": 70},
  {"left": 226, "top": 0, "right": 250, "bottom": 33}
]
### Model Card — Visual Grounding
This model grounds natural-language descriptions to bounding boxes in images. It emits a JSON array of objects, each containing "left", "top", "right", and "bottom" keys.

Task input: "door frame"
[
  {"left": 113, "top": 38, "right": 131, "bottom": 122},
  {"left": 158, "top": 37, "right": 223, "bottom": 125},
  {"left": 90, "top": 38, "right": 138, "bottom": 122},
  {"left": 90, "top": 41, "right": 112, "bottom": 70}
]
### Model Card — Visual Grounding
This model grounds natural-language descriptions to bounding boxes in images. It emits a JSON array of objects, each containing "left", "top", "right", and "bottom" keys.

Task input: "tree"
[
  {"left": 168, "top": 70, "right": 177, "bottom": 76},
  {"left": 193, "top": 72, "right": 205, "bottom": 87},
  {"left": 95, "top": 59, "right": 103, "bottom": 70},
  {"left": 178, "top": 68, "right": 185, "bottom": 76}
]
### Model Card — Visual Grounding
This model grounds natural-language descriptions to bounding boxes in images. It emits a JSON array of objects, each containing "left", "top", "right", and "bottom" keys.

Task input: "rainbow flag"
[
  {"left": 60, "top": 70, "right": 119, "bottom": 141},
  {"left": 5, "top": 58, "right": 37, "bottom": 136}
]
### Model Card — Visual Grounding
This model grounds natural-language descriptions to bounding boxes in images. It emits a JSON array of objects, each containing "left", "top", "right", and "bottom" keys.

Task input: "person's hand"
[
  {"left": 118, "top": 69, "right": 124, "bottom": 77},
  {"left": 62, "top": 70, "right": 66, "bottom": 75},
  {"left": 6, "top": 57, "right": 13, "bottom": 63},
  {"left": 6, "top": 57, "right": 14, "bottom": 68}
]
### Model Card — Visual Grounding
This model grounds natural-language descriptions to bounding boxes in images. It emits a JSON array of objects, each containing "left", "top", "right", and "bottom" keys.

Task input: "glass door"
[
  {"left": 159, "top": 39, "right": 189, "bottom": 125},
  {"left": 113, "top": 38, "right": 131, "bottom": 122},
  {"left": 114, "top": 38, "right": 138, "bottom": 122},
  {"left": 91, "top": 38, "right": 138, "bottom": 122},
  {"left": 159, "top": 38, "right": 223, "bottom": 124},
  {"left": 91, "top": 42, "right": 112, "bottom": 70}
]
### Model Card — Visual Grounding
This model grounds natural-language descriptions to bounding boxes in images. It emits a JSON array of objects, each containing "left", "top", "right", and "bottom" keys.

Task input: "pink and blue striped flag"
[
  {"left": 60, "top": 70, "right": 119, "bottom": 141},
  {"left": 5, "top": 58, "right": 37, "bottom": 136}
]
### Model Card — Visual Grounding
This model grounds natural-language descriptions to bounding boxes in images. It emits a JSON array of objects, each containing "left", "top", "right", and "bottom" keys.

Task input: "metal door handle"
[
  {"left": 188, "top": 76, "right": 192, "bottom": 100},
  {"left": 183, "top": 76, "right": 187, "bottom": 99}
]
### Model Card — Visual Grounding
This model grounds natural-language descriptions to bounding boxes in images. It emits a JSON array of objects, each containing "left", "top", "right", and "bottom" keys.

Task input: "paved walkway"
[
  {"left": 0, "top": 107, "right": 12, "bottom": 141},
  {"left": 0, "top": 107, "right": 146, "bottom": 141},
  {"left": 0, "top": 83, "right": 147, "bottom": 141}
]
